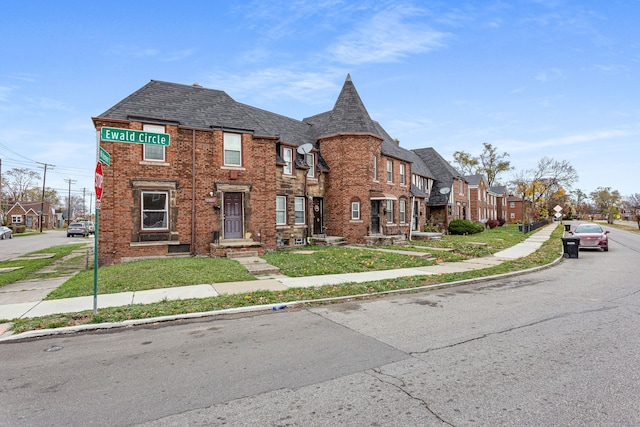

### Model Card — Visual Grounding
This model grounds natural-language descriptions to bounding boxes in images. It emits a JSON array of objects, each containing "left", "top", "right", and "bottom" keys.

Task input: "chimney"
[{"left": 393, "top": 138, "right": 400, "bottom": 145}]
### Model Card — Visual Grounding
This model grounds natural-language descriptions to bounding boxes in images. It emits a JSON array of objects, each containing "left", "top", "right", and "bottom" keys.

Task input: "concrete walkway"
[{"left": 0, "top": 223, "right": 559, "bottom": 334}]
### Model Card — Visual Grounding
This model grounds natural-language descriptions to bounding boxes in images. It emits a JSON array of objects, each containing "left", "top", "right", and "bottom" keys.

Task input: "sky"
[{"left": 1, "top": 0, "right": 639, "bottom": 207}]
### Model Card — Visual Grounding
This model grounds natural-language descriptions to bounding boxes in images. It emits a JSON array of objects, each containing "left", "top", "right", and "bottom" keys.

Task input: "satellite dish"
[
  {"left": 297, "top": 143, "right": 313, "bottom": 154},
  {"left": 439, "top": 187, "right": 451, "bottom": 195}
]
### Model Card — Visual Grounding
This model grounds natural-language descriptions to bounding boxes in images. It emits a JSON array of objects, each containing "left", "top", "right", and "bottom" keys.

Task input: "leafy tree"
[
  {"left": 453, "top": 143, "right": 512, "bottom": 187},
  {"left": 590, "top": 187, "right": 620, "bottom": 224},
  {"left": 572, "top": 189, "right": 588, "bottom": 218},
  {"left": 22, "top": 186, "right": 60, "bottom": 206}
]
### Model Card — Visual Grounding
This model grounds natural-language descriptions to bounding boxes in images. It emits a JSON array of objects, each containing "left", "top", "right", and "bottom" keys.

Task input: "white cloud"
[
  {"left": 497, "top": 129, "right": 628, "bottom": 153},
  {"left": 328, "top": 5, "right": 449, "bottom": 65},
  {"left": 535, "top": 67, "right": 566, "bottom": 82}
]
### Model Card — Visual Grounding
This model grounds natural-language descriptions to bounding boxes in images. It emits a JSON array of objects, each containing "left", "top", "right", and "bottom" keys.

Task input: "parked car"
[
  {"left": 67, "top": 222, "right": 89, "bottom": 237},
  {"left": 570, "top": 223, "right": 609, "bottom": 251},
  {"left": 84, "top": 221, "right": 95, "bottom": 234},
  {"left": 0, "top": 226, "right": 12, "bottom": 239}
]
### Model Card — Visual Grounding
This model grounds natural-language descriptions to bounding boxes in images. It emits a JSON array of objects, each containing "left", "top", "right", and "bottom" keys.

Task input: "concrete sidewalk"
[{"left": 0, "top": 223, "right": 559, "bottom": 330}]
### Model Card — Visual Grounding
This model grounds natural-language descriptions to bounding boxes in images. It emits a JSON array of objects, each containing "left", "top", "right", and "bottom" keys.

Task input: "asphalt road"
[
  {"left": 1, "top": 225, "right": 639, "bottom": 426},
  {"left": 0, "top": 230, "right": 86, "bottom": 262}
]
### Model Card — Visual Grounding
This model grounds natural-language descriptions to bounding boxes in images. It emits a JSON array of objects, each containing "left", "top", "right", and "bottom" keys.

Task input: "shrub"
[
  {"left": 448, "top": 219, "right": 484, "bottom": 235},
  {"left": 486, "top": 219, "right": 499, "bottom": 229},
  {"left": 13, "top": 225, "right": 27, "bottom": 234}
]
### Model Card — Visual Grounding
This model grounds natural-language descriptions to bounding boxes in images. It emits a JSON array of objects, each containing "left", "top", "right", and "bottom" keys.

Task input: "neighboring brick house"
[
  {"left": 464, "top": 174, "right": 490, "bottom": 222},
  {"left": 506, "top": 195, "right": 534, "bottom": 224},
  {"left": 6, "top": 201, "right": 56, "bottom": 229},
  {"left": 92, "top": 75, "right": 439, "bottom": 265},
  {"left": 490, "top": 185, "right": 508, "bottom": 221}
]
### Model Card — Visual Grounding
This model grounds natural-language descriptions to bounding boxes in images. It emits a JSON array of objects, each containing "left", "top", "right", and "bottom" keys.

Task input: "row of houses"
[
  {"left": 3, "top": 201, "right": 83, "bottom": 230},
  {"left": 92, "top": 75, "right": 528, "bottom": 266}
]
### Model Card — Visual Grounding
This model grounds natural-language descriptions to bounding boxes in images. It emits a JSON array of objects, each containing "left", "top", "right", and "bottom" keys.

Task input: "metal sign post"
[{"left": 93, "top": 161, "right": 103, "bottom": 315}]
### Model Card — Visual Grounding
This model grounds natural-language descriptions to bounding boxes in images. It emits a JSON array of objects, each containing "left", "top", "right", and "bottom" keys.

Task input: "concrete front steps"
[{"left": 226, "top": 250, "right": 281, "bottom": 276}]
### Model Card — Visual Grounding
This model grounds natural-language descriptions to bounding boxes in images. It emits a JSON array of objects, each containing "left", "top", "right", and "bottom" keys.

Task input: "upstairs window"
[
  {"left": 141, "top": 191, "right": 168, "bottom": 230},
  {"left": 224, "top": 133, "right": 242, "bottom": 166},
  {"left": 387, "top": 160, "right": 393, "bottom": 182},
  {"left": 372, "top": 156, "right": 377, "bottom": 180},
  {"left": 283, "top": 147, "right": 293, "bottom": 175},
  {"left": 306, "top": 153, "right": 315, "bottom": 178},
  {"left": 399, "top": 163, "right": 406, "bottom": 185},
  {"left": 143, "top": 124, "right": 166, "bottom": 161}
]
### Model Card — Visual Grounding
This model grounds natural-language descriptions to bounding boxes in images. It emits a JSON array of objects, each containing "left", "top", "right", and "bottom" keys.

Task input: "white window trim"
[
  {"left": 294, "top": 196, "right": 305, "bottom": 225},
  {"left": 351, "top": 201, "right": 360, "bottom": 220},
  {"left": 306, "top": 153, "right": 315, "bottom": 178},
  {"left": 276, "top": 196, "right": 287, "bottom": 225},
  {"left": 224, "top": 133, "right": 242, "bottom": 167},
  {"left": 372, "top": 156, "right": 378, "bottom": 181},
  {"left": 399, "top": 164, "right": 406, "bottom": 185},
  {"left": 386, "top": 200, "right": 394, "bottom": 223},
  {"left": 11, "top": 215, "right": 22, "bottom": 223},
  {"left": 399, "top": 199, "right": 406, "bottom": 223},
  {"left": 387, "top": 160, "right": 393, "bottom": 182},
  {"left": 283, "top": 147, "right": 293, "bottom": 175},
  {"left": 143, "top": 124, "right": 166, "bottom": 162},
  {"left": 141, "top": 191, "right": 169, "bottom": 231}
]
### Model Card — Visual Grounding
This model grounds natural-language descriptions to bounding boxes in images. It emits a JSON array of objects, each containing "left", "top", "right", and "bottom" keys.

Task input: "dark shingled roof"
[
  {"left": 412, "top": 147, "right": 463, "bottom": 206},
  {"left": 96, "top": 76, "right": 435, "bottom": 179}
]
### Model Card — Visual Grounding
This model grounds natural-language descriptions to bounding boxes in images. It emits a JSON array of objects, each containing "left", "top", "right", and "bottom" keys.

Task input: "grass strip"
[{"left": 8, "top": 225, "right": 563, "bottom": 334}]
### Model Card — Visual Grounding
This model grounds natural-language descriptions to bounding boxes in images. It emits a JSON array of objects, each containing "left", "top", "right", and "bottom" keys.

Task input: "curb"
[{"left": 0, "top": 251, "right": 564, "bottom": 343}]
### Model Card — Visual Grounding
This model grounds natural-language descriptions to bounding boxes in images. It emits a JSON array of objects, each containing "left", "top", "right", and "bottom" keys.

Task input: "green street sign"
[
  {"left": 100, "top": 126, "right": 170, "bottom": 146},
  {"left": 99, "top": 147, "right": 111, "bottom": 166}
]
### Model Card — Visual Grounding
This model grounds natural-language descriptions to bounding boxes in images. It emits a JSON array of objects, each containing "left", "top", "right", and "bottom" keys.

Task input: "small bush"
[
  {"left": 497, "top": 217, "right": 506, "bottom": 226},
  {"left": 486, "top": 219, "right": 500, "bottom": 229},
  {"left": 448, "top": 219, "right": 484, "bottom": 235},
  {"left": 13, "top": 225, "right": 26, "bottom": 234}
]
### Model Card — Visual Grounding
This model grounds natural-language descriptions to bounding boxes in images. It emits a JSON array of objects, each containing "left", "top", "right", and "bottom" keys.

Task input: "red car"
[{"left": 570, "top": 223, "right": 609, "bottom": 252}]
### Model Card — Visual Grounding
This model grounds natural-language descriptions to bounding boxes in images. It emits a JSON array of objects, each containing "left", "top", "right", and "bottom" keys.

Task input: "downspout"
[
  {"left": 409, "top": 195, "right": 415, "bottom": 241},
  {"left": 191, "top": 129, "right": 196, "bottom": 255}
]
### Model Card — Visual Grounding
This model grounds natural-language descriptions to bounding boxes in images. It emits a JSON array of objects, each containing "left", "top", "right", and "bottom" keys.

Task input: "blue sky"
[{"left": 1, "top": 0, "right": 638, "bottom": 204}]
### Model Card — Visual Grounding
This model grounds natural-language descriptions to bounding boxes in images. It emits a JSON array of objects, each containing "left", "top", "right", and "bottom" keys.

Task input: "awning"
[{"left": 369, "top": 191, "right": 398, "bottom": 201}]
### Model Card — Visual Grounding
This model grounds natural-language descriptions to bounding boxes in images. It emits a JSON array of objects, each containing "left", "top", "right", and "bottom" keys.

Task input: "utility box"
[
  {"left": 561, "top": 237, "right": 580, "bottom": 258},
  {"left": 564, "top": 224, "right": 571, "bottom": 232}
]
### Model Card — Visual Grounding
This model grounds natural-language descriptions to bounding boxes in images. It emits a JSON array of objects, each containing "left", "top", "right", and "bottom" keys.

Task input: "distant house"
[
  {"left": 6, "top": 201, "right": 56, "bottom": 229},
  {"left": 464, "top": 174, "right": 490, "bottom": 222},
  {"left": 490, "top": 185, "right": 508, "bottom": 221},
  {"left": 506, "top": 195, "right": 533, "bottom": 224}
]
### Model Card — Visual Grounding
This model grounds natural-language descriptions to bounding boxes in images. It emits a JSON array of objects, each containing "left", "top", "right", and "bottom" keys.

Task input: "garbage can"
[
  {"left": 561, "top": 237, "right": 580, "bottom": 258},
  {"left": 564, "top": 224, "right": 571, "bottom": 232}
]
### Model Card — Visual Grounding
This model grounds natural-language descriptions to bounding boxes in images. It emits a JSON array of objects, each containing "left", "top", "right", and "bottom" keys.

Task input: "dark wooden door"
[
  {"left": 223, "top": 192, "right": 243, "bottom": 239},
  {"left": 371, "top": 200, "right": 380, "bottom": 234},
  {"left": 313, "top": 198, "right": 324, "bottom": 235}
]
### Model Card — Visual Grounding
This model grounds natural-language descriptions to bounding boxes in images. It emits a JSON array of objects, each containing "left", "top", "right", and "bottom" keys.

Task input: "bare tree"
[
  {"left": 453, "top": 143, "right": 512, "bottom": 187},
  {"left": 626, "top": 193, "right": 640, "bottom": 228},
  {"left": 510, "top": 156, "right": 578, "bottom": 219},
  {"left": 2, "top": 167, "right": 41, "bottom": 202}
]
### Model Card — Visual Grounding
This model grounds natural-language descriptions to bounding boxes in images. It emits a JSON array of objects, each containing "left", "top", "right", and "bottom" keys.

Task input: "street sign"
[
  {"left": 99, "top": 147, "right": 111, "bottom": 166},
  {"left": 95, "top": 162, "right": 103, "bottom": 205},
  {"left": 553, "top": 205, "right": 563, "bottom": 213},
  {"left": 100, "top": 126, "right": 170, "bottom": 146},
  {"left": 554, "top": 212, "right": 562, "bottom": 218}
]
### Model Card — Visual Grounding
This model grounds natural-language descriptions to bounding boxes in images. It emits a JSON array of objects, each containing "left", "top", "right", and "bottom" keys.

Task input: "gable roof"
[{"left": 464, "top": 174, "right": 486, "bottom": 187}]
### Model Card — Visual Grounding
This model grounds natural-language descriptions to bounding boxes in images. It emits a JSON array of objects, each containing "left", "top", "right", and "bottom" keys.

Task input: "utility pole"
[
  {"left": 36, "top": 162, "right": 53, "bottom": 233},
  {"left": 64, "top": 178, "right": 76, "bottom": 225}
]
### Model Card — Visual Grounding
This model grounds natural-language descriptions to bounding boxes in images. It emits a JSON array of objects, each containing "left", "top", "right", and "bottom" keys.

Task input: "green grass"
[
  {"left": 46, "top": 257, "right": 257, "bottom": 299},
  {"left": 6, "top": 224, "right": 564, "bottom": 333},
  {"left": 261, "top": 245, "right": 436, "bottom": 277}
]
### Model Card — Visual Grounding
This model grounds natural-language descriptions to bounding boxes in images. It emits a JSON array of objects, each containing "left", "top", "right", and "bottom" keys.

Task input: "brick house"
[
  {"left": 412, "top": 148, "right": 468, "bottom": 228},
  {"left": 464, "top": 174, "right": 491, "bottom": 222},
  {"left": 490, "top": 185, "right": 507, "bottom": 221},
  {"left": 6, "top": 201, "right": 56, "bottom": 229},
  {"left": 506, "top": 195, "right": 534, "bottom": 224},
  {"left": 92, "top": 75, "right": 441, "bottom": 265}
]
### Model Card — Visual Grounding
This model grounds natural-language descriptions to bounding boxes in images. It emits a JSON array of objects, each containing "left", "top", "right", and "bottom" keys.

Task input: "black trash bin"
[
  {"left": 561, "top": 237, "right": 580, "bottom": 258},
  {"left": 564, "top": 224, "right": 571, "bottom": 232}
]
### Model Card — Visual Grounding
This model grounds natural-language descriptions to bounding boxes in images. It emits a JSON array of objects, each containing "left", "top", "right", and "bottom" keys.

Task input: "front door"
[
  {"left": 312, "top": 198, "right": 324, "bottom": 235},
  {"left": 371, "top": 200, "right": 380, "bottom": 234},
  {"left": 223, "top": 192, "right": 243, "bottom": 239}
]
